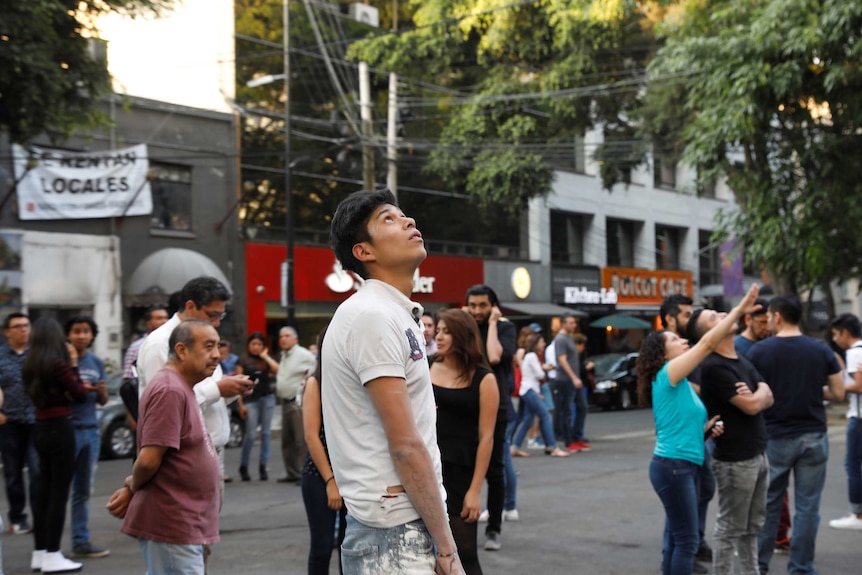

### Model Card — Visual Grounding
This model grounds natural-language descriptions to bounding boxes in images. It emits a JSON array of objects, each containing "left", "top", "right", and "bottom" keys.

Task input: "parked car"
[
  {"left": 95, "top": 373, "right": 136, "bottom": 459},
  {"left": 591, "top": 352, "right": 639, "bottom": 411}
]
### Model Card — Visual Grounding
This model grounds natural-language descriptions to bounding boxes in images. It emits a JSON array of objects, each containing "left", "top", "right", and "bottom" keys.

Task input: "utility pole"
[
  {"left": 359, "top": 61, "right": 375, "bottom": 192},
  {"left": 283, "top": 0, "right": 295, "bottom": 326},
  {"left": 387, "top": 1, "right": 398, "bottom": 197}
]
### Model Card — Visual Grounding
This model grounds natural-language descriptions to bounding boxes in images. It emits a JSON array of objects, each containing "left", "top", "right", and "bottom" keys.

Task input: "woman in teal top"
[{"left": 636, "top": 284, "right": 760, "bottom": 575}]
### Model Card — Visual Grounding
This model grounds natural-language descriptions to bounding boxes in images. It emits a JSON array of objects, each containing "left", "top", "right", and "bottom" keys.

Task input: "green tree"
[
  {"left": 347, "top": 0, "right": 664, "bottom": 217},
  {"left": 648, "top": 0, "right": 862, "bottom": 298},
  {"left": 0, "top": 1, "right": 176, "bottom": 144}
]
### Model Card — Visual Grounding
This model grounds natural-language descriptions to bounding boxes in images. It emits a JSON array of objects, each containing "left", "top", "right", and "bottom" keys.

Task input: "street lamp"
[{"left": 245, "top": 0, "right": 295, "bottom": 326}]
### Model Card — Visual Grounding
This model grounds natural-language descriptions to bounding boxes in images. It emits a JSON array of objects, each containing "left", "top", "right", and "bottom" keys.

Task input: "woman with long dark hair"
[
  {"left": 430, "top": 309, "right": 500, "bottom": 574},
  {"left": 23, "top": 318, "right": 88, "bottom": 573},
  {"left": 635, "top": 284, "right": 759, "bottom": 575},
  {"left": 301, "top": 327, "right": 346, "bottom": 575},
  {"left": 236, "top": 331, "right": 279, "bottom": 481}
]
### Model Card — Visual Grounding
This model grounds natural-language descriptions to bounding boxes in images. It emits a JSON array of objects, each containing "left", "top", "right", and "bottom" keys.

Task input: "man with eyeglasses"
[
  {"left": 0, "top": 312, "right": 39, "bottom": 535},
  {"left": 137, "top": 277, "right": 254, "bottom": 501}
]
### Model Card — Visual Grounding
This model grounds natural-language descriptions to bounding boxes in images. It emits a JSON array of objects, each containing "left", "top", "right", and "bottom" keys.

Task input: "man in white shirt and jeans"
[
  {"left": 322, "top": 189, "right": 464, "bottom": 575},
  {"left": 829, "top": 313, "right": 862, "bottom": 530}
]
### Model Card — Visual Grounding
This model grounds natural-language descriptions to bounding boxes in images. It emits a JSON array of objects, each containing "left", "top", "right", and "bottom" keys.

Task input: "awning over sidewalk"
[
  {"left": 500, "top": 301, "right": 588, "bottom": 319},
  {"left": 125, "top": 247, "right": 231, "bottom": 306}
]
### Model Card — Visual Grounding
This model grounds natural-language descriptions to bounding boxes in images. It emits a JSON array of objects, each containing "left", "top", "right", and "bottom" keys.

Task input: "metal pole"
[
  {"left": 387, "top": 72, "right": 398, "bottom": 198},
  {"left": 284, "top": 0, "right": 295, "bottom": 326},
  {"left": 359, "top": 61, "right": 375, "bottom": 191}
]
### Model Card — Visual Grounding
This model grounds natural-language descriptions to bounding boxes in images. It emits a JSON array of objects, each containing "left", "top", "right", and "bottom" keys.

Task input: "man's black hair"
[
  {"left": 64, "top": 315, "right": 99, "bottom": 346},
  {"left": 144, "top": 305, "right": 168, "bottom": 321},
  {"left": 659, "top": 294, "right": 694, "bottom": 329},
  {"left": 465, "top": 284, "right": 499, "bottom": 307},
  {"left": 831, "top": 313, "right": 862, "bottom": 339},
  {"left": 748, "top": 298, "right": 770, "bottom": 318},
  {"left": 768, "top": 295, "right": 802, "bottom": 326},
  {"left": 180, "top": 277, "right": 230, "bottom": 310},
  {"left": 330, "top": 188, "right": 398, "bottom": 280},
  {"left": 685, "top": 308, "right": 706, "bottom": 345},
  {"left": 4, "top": 312, "right": 29, "bottom": 330}
]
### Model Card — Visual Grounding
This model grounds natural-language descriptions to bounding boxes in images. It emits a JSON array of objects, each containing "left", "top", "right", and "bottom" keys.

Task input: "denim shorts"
[{"left": 342, "top": 515, "right": 435, "bottom": 575}]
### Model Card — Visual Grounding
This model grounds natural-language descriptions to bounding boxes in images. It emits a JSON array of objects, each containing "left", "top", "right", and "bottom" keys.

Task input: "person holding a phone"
[
  {"left": 636, "top": 284, "right": 760, "bottom": 575},
  {"left": 235, "top": 332, "right": 279, "bottom": 481}
]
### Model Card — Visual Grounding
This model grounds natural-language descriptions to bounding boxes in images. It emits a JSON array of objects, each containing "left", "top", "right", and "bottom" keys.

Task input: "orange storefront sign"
[{"left": 601, "top": 267, "right": 693, "bottom": 306}]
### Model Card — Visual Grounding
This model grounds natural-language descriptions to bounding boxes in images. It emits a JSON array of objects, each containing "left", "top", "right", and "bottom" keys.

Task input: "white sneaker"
[
  {"left": 31, "top": 549, "right": 44, "bottom": 572},
  {"left": 478, "top": 509, "right": 489, "bottom": 522},
  {"left": 828, "top": 514, "right": 862, "bottom": 530},
  {"left": 502, "top": 509, "right": 520, "bottom": 522},
  {"left": 40, "top": 551, "right": 82, "bottom": 573}
]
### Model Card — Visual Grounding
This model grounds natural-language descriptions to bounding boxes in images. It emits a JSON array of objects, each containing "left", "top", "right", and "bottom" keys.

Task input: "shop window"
[
  {"left": 606, "top": 218, "right": 634, "bottom": 268},
  {"left": 150, "top": 163, "right": 192, "bottom": 232},
  {"left": 551, "top": 210, "right": 587, "bottom": 264},
  {"left": 656, "top": 224, "right": 684, "bottom": 270}
]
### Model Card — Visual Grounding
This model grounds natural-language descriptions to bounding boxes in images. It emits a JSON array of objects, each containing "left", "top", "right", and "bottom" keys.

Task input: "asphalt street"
[{"left": 2, "top": 406, "right": 858, "bottom": 575}]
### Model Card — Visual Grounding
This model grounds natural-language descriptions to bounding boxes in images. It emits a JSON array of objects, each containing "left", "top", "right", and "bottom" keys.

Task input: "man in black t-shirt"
[
  {"left": 689, "top": 308, "right": 774, "bottom": 575},
  {"left": 747, "top": 295, "right": 844, "bottom": 575},
  {"left": 465, "top": 285, "right": 516, "bottom": 552}
]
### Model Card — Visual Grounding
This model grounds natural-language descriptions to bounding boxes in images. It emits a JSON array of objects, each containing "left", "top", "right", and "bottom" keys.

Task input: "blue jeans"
[
  {"left": 503, "top": 419, "right": 517, "bottom": 511},
  {"left": 71, "top": 426, "right": 100, "bottom": 547},
  {"left": 650, "top": 456, "right": 700, "bottom": 575},
  {"left": 341, "top": 515, "right": 435, "bottom": 575},
  {"left": 846, "top": 417, "right": 862, "bottom": 514},
  {"left": 240, "top": 394, "right": 275, "bottom": 468},
  {"left": 513, "top": 389, "right": 557, "bottom": 450},
  {"left": 572, "top": 386, "right": 588, "bottom": 442},
  {"left": 139, "top": 538, "right": 204, "bottom": 575},
  {"left": 551, "top": 379, "right": 575, "bottom": 445},
  {"left": 301, "top": 470, "right": 346, "bottom": 575},
  {"left": 757, "top": 432, "right": 828, "bottom": 575},
  {"left": 0, "top": 421, "right": 40, "bottom": 525}
]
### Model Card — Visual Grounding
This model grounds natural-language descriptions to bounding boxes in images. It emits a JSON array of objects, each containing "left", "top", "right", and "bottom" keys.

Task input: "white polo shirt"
[
  {"left": 321, "top": 279, "right": 444, "bottom": 529},
  {"left": 845, "top": 342, "right": 862, "bottom": 419}
]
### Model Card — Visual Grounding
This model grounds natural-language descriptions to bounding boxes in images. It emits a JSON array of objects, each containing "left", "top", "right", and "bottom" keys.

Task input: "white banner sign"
[{"left": 12, "top": 144, "right": 152, "bottom": 220}]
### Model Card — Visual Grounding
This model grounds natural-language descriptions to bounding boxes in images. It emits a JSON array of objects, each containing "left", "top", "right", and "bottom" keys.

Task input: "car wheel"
[
  {"left": 105, "top": 418, "right": 135, "bottom": 459},
  {"left": 227, "top": 416, "right": 244, "bottom": 448},
  {"left": 620, "top": 388, "right": 633, "bottom": 410}
]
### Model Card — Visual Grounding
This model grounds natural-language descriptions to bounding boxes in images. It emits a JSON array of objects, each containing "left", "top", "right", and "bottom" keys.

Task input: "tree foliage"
[
  {"left": 347, "top": 0, "right": 664, "bottom": 217},
  {"left": 648, "top": 0, "right": 862, "bottom": 295},
  {"left": 0, "top": 1, "right": 176, "bottom": 144}
]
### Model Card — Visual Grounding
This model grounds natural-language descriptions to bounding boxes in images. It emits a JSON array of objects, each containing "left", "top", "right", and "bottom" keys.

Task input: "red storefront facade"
[{"left": 244, "top": 243, "right": 484, "bottom": 341}]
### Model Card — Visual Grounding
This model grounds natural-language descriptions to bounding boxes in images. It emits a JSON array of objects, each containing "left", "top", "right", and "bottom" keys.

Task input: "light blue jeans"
[
  {"left": 139, "top": 538, "right": 204, "bottom": 575},
  {"left": 341, "top": 515, "right": 435, "bottom": 575},
  {"left": 513, "top": 389, "right": 557, "bottom": 450},
  {"left": 757, "top": 432, "right": 828, "bottom": 575},
  {"left": 712, "top": 453, "right": 768, "bottom": 575},
  {"left": 71, "top": 427, "right": 100, "bottom": 547},
  {"left": 240, "top": 394, "right": 276, "bottom": 468}
]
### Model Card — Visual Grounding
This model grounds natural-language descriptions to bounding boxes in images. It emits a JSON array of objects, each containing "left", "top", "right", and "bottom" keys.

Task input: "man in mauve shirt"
[{"left": 107, "top": 320, "right": 225, "bottom": 574}]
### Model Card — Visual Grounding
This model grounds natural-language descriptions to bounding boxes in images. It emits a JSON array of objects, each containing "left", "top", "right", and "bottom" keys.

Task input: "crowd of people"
[{"left": 0, "top": 187, "right": 859, "bottom": 575}]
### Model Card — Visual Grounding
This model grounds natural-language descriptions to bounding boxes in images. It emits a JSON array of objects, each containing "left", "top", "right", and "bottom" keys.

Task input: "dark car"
[
  {"left": 95, "top": 373, "right": 136, "bottom": 459},
  {"left": 591, "top": 352, "right": 639, "bottom": 411}
]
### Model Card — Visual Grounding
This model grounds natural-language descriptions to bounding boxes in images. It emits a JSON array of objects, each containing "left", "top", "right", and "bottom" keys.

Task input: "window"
[
  {"left": 551, "top": 210, "right": 586, "bottom": 264},
  {"left": 655, "top": 225, "right": 683, "bottom": 270},
  {"left": 606, "top": 218, "right": 635, "bottom": 268},
  {"left": 150, "top": 163, "right": 192, "bottom": 232},
  {"left": 653, "top": 155, "right": 677, "bottom": 190},
  {"left": 698, "top": 230, "right": 721, "bottom": 287}
]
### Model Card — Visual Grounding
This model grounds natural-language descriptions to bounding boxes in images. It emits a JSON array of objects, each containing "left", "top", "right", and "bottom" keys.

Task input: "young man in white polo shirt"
[{"left": 322, "top": 189, "right": 464, "bottom": 574}]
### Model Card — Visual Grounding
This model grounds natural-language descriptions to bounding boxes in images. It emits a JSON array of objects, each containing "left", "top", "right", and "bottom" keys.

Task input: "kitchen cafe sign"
[
  {"left": 602, "top": 267, "right": 693, "bottom": 307},
  {"left": 12, "top": 144, "right": 152, "bottom": 220}
]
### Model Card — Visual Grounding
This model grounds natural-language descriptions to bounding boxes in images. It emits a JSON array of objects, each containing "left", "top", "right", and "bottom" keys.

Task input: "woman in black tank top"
[{"left": 430, "top": 309, "right": 500, "bottom": 575}]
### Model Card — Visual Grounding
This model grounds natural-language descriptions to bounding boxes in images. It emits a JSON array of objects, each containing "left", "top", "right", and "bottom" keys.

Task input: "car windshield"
[{"left": 592, "top": 354, "right": 626, "bottom": 375}]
